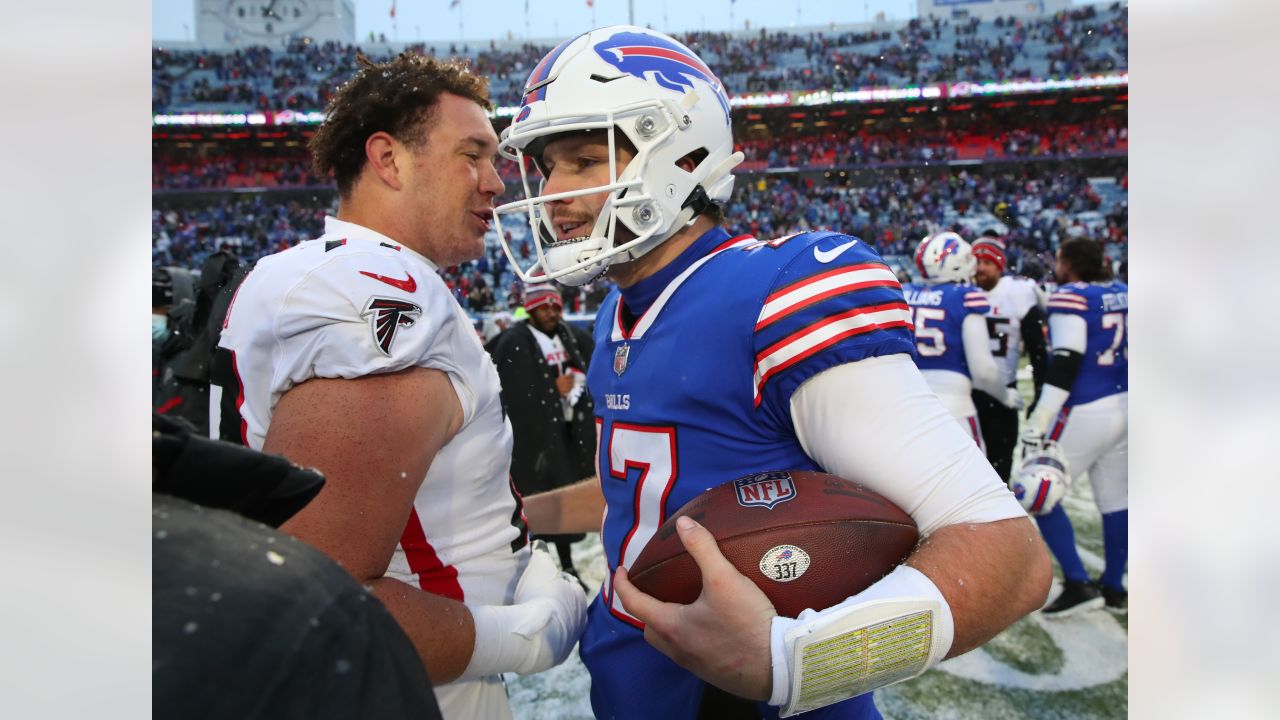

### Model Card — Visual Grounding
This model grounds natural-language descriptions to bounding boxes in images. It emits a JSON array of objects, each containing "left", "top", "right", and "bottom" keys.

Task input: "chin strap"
[
  {"left": 617, "top": 149, "right": 747, "bottom": 264},
  {"left": 640, "top": 149, "right": 748, "bottom": 257}
]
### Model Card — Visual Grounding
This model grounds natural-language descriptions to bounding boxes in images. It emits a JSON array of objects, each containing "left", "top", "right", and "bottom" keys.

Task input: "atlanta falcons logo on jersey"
[{"left": 361, "top": 297, "right": 422, "bottom": 355}]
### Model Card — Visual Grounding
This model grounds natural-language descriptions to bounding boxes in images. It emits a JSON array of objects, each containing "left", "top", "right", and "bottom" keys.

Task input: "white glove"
[
  {"left": 1001, "top": 385, "right": 1024, "bottom": 410},
  {"left": 1019, "top": 426, "right": 1045, "bottom": 460},
  {"left": 460, "top": 542, "right": 588, "bottom": 679}
]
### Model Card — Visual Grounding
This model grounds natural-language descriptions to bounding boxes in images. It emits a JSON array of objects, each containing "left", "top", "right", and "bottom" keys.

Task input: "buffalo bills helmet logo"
[
  {"left": 593, "top": 31, "right": 731, "bottom": 124},
  {"left": 734, "top": 471, "right": 797, "bottom": 510},
  {"left": 361, "top": 297, "right": 422, "bottom": 356},
  {"left": 915, "top": 233, "right": 961, "bottom": 279},
  {"left": 935, "top": 236, "right": 961, "bottom": 263}
]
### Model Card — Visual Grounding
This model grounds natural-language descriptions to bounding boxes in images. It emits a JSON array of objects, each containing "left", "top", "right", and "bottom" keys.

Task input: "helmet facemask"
[
  {"left": 492, "top": 26, "right": 743, "bottom": 287},
  {"left": 494, "top": 104, "right": 674, "bottom": 286}
]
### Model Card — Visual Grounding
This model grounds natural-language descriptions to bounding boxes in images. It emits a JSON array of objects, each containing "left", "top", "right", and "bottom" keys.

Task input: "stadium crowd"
[
  {"left": 735, "top": 116, "right": 1126, "bottom": 171},
  {"left": 152, "top": 193, "right": 516, "bottom": 313},
  {"left": 711, "top": 4, "right": 1125, "bottom": 94},
  {"left": 153, "top": 4, "right": 1125, "bottom": 112},
  {"left": 152, "top": 155, "right": 320, "bottom": 189},
  {"left": 152, "top": 113, "right": 1125, "bottom": 189},
  {"left": 153, "top": 164, "right": 1126, "bottom": 315},
  {"left": 723, "top": 171, "right": 1126, "bottom": 271}
]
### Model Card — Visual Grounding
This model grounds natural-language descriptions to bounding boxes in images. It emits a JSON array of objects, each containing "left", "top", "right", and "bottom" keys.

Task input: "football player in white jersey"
[
  {"left": 211, "top": 53, "right": 586, "bottom": 719},
  {"left": 495, "top": 26, "right": 1051, "bottom": 719},
  {"left": 971, "top": 235, "right": 1049, "bottom": 482}
]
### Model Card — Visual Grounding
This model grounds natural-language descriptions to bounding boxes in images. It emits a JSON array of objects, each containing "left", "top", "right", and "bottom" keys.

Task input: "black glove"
[{"left": 152, "top": 413, "right": 325, "bottom": 528}]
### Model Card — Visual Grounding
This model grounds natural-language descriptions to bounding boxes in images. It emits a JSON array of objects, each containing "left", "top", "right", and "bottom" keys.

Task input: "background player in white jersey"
[
  {"left": 211, "top": 53, "right": 585, "bottom": 719},
  {"left": 902, "top": 232, "right": 1010, "bottom": 448},
  {"left": 971, "top": 234, "right": 1049, "bottom": 482},
  {"left": 493, "top": 26, "right": 1050, "bottom": 719},
  {"left": 1022, "top": 237, "right": 1128, "bottom": 616}
]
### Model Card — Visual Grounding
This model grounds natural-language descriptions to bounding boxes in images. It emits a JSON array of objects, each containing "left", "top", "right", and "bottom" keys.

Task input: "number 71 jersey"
[{"left": 1046, "top": 280, "right": 1129, "bottom": 404}]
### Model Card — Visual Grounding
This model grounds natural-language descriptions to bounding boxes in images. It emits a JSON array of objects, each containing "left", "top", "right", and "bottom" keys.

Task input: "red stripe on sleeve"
[
  {"left": 400, "top": 507, "right": 465, "bottom": 602},
  {"left": 230, "top": 350, "right": 249, "bottom": 446}
]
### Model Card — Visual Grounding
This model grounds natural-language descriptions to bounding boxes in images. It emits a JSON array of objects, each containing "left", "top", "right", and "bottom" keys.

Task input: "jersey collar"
[
  {"left": 619, "top": 226, "right": 733, "bottom": 317},
  {"left": 610, "top": 227, "right": 755, "bottom": 342},
  {"left": 321, "top": 216, "right": 439, "bottom": 271}
]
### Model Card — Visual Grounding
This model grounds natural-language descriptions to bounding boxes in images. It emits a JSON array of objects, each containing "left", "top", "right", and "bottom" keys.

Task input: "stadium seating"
[{"left": 152, "top": 4, "right": 1126, "bottom": 113}]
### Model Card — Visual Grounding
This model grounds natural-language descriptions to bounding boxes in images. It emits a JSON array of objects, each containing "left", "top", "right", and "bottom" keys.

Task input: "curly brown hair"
[
  {"left": 1058, "top": 237, "right": 1111, "bottom": 282},
  {"left": 309, "top": 51, "right": 491, "bottom": 198}
]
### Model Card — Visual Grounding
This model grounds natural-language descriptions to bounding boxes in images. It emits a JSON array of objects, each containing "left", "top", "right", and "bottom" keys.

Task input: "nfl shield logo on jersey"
[
  {"left": 614, "top": 344, "right": 630, "bottom": 375},
  {"left": 734, "top": 471, "right": 797, "bottom": 510}
]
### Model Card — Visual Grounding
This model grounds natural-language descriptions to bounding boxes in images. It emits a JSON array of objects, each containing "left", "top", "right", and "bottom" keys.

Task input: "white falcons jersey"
[
  {"left": 983, "top": 275, "right": 1043, "bottom": 387},
  {"left": 218, "top": 217, "right": 527, "bottom": 611}
]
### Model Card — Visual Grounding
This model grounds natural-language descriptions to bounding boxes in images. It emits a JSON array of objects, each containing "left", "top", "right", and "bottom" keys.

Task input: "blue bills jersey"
[
  {"left": 901, "top": 282, "right": 991, "bottom": 377},
  {"left": 1046, "top": 281, "right": 1128, "bottom": 405},
  {"left": 580, "top": 227, "right": 911, "bottom": 720}
]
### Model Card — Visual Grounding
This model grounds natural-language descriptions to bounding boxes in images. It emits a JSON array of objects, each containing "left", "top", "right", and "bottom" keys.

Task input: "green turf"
[{"left": 982, "top": 615, "right": 1067, "bottom": 675}]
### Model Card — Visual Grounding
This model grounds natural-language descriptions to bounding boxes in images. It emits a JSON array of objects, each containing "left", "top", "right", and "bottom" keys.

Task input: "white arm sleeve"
[
  {"left": 1047, "top": 313, "right": 1088, "bottom": 354},
  {"left": 790, "top": 354, "right": 1025, "bottom": 537},
  {"left": 962, "top": 313, "right": 1006, "bottom": 398},
  {"left": 1025, "top": 314, "right": 1088, "bottom": 436}
]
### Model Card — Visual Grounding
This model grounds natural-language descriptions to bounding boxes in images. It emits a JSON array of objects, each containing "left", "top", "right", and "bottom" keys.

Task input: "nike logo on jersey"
[
  {"left": 813, "top": 239, "right": 859, "bottom": 264},
  {"left": 359, "top": 270, "right": 417, "bottom": 293}
]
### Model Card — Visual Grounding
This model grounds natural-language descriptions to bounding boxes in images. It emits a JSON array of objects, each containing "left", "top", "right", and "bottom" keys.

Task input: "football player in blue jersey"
[
  {"left": 497, "top": 26, "right": 1052, "bottom": 719},
  {"left": 902, "top": 232, "right": 1011, "bottom": 449},
  {"left": 1020, "top": 237, "right": 1128, "bottom": 616}
]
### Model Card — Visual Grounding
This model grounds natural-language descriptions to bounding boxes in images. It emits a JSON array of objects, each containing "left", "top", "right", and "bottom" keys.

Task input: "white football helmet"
[
  {"left": 1011, "top": 442, "right": 1072, "bottom": 516},
  {"left": 914, "top": 231, "right": 976, "bottom": 285},
  {"left": 493, "top": 26, "right": 744, "bottom": 286}
]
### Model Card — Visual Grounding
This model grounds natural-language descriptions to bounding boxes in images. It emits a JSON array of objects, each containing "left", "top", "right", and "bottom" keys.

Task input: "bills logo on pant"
[
  {"left": 593, "top": 31, "right": 731, "bottom": 124},
  {"left": 361, "top": 297, "right": 421, "bottom": 355},
  {"left": 734, "top": 471, "right": 797, "bottom": 510}
]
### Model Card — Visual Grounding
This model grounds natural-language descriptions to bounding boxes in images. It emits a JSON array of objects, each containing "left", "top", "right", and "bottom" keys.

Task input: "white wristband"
[
  {"left": 768, "top": 564, "right": 954, "bottom": 715},
  {"left": 1027, "top": 383, "right": 1070, "bottom": 437},
  {"left": 460, "top": 544, "right": 587, "bottom": 680},
  {"left": 462, "top": 600, "right": 559, "bottom": 680}
]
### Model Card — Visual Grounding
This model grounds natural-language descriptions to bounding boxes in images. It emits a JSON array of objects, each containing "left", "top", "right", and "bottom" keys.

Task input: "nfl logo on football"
[{"left": 734, "top": 471, "right": 797, "bottom": 510}]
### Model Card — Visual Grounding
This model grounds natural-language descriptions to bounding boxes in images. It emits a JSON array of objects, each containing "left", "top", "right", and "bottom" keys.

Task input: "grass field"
[{"left": 507, "top": 372, "right": 1127, "bottom": 718}]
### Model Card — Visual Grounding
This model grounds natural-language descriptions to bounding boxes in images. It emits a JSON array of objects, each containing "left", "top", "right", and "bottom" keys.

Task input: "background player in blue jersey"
[
  {"left": 1021, "top": 238, "right": 1128, "bottom": 616},
  {"left": 902, "top": 231, "right": 1010, "bottom": 448},
  {"left": 497, "top": 26, "right": 1051, "bottom": 719}
]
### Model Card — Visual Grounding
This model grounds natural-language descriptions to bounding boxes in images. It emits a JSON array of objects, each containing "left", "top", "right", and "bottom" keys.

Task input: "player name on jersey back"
[
  {"left": 1100, "top": 291, "right": 1128, "bottom": 312},
  {"left": 903, "top": 287, "right": 945, "bottom": 307}
]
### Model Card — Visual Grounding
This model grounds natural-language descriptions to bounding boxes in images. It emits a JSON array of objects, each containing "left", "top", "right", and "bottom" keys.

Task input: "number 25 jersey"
[{"left": 901, "top": 282, "right": 991, "bottom": 378}]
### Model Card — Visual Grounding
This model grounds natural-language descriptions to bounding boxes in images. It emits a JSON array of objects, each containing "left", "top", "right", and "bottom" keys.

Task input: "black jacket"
[
  {"left": 152, "top": 414, "right": 440, "bottom": 719},
  {"left": 487, "top": 320, "right": 596, "bottom": 496}
]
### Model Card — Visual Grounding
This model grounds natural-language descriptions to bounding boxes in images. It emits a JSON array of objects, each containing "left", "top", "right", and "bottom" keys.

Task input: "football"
[{"left": 628, "top": 470, "right": 919, "bottom": 618}]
